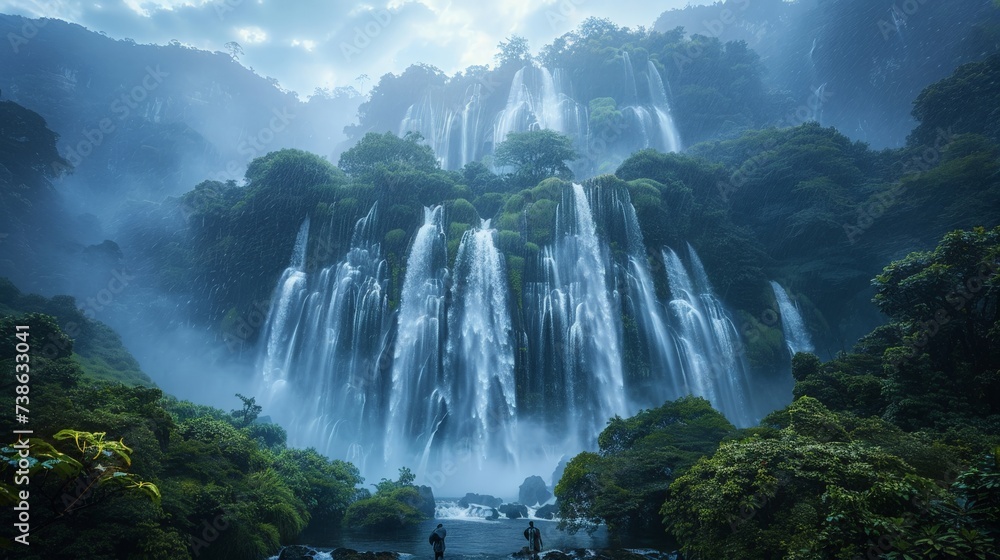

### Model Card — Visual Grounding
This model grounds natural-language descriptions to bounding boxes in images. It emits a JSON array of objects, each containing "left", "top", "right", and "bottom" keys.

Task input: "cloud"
[{"left": 0, "top": 0, "right": 708, "bottom": 96}]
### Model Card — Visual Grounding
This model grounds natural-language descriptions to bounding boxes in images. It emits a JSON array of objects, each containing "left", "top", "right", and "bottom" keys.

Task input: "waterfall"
[
  {"left": 258, "top": 217, "right": 311, "bottom": 389},
  {"left": 256, "top": 206, "right": 390, "bottom": 470},
  {"left": 389, "top": 55, "right": 688, "bottom": 170},
  {"left": 384, "top": 206, "right": 449, "bottom": 467},
  {"left": 256, "top": 187, "right": 786, "bottom": 488},
  {"left": 492, "top": 64, "right": 587, "bottom": 155},
  {"left": 525, "top": 184, "right": 627, "bottom": 445},
  {"left": 446, "top": 220, "right": 517, "bottom": 468},
  {"left": 399, "top": 85, "right": 485, "bottom": 170},
  {"left": 646, "top": 60, "right": 683, "bottom": 153},
  {"left": 622, "top": 51, "right": 639, "bottom": 106},
  {"left": 662, "top": 245, "right": 754, "bottom": 427},
  {"left": 586, "top": 184, "right": 682, "bottom": 406},
  {"left": 458, "top": 84, "right": 484, "bottom": 169},
  {"left": 770, "top": 281, "right": 814, "bottom": 356},
  {"left": 616, "top": 54, "right": 683, "bottom": 154}
]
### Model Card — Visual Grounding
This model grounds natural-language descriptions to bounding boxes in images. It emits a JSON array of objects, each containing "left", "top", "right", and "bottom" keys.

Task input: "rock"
[
  {"left": 330, "top": 548, "right": 400, "bottom": 560},
  {"left": 512, "top": 549, "right": 574, "bottom": 560},
  {"left": 457, "top": 492, "right": 503, "bottom": 508},
  {"left": 535, "top": 502, "right": 558, "bottom": 519},
  {"left": 415, "top": 485, "right": 436, "bottom": 518},
  {"left": 486, "top": 507, "right": 500, "bottom": 520},
  {"left": 551, "top": 455, "right": 569, "bottom": 488},
  {"left": 278, "top": 545, "right": 319, "bottom": 560},
  {"left": 518, "top": 475, "right": 552, "bottom": 506},
  {"left": 498, "top": 502, "right": 529, "bottom": 519},
  {"left": 511, "top": 550, "right": 676, "bottom": 560}
]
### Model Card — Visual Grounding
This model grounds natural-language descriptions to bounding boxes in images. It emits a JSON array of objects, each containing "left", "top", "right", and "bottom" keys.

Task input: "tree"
[
  {"left": 555, "top": 396, "right": 735, "bottom": 536},
  {"left": 495, "top": 35, "right": 531, "bottom": 67},
  {"left": 231, "top": 393, "right": 263, "bottom": 428},
  {"left": 225, "top": 41, "right": 244, "bottom": 60},
  {"left": 494, "top": 130, "right": 578, "bottom": 189},
  {"left": 274, "top": 449, "right": 362, "bottom": 526},
  {"left": 909, "top": 54, "right": 1000, "bottom": 146},
  {"left": 869, "top": 227, "right": 1000, "bottom": 430},
  {"left": 344, "top": 466, "right": 429, "bottom": 530},
  {"left": 664, "top": 397, "right": 996, "bottom": 560},
  {"left": 338, "top": 131, "right": 439, "bottom": 179}
]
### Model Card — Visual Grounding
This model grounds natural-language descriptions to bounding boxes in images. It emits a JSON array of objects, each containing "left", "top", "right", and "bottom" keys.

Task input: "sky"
[{"left": 0, "top": 0, "right": 706, "bottom": 97}]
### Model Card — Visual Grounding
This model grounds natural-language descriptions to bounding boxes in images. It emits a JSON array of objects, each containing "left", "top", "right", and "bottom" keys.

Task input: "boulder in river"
[
  {"left": 415, "top": 485, "right": 436, "bottom": 518},
  {"left": 278, "top": 545, "right": 319, "bottom": 560},
  {"left": 499, "top": 502, "right": 529, "bottom": 519},
  {"left": 535, "top": 502, "right": 558, "bottom": 519},
  {"left": 518, "top": 475, "right": 552, "bottom": 506},
  {"left": 330, "top": 548, "right": 400, "bottom": 560},
  {"left": 457, "top": 492, "right": 503, "bottom": 508}
]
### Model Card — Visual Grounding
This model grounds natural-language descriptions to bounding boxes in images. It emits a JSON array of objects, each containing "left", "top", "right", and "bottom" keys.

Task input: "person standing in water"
[
  {"left": 429, "top": 523, "right": 447, "bottom": 559},
  {"left": 524, "top": 521, "right": 543, "bottom": 555}
]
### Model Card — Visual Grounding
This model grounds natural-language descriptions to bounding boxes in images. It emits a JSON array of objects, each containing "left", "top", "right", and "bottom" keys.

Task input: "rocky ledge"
[
  {"left": 277, "top": 545, "right": 400, "bottom": 560},
  {"left": 511, "top": 548, "right": 677, "bottom": 560}
]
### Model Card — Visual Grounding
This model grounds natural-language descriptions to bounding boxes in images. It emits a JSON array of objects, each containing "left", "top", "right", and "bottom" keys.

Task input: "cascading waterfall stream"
[
  {"left": 446, "top": 220, "right": 517, "bottom": 468},
  {"left": 257, "top": 206, "right": 390, "bottom": 470},
  {"left": 663, "top": 245, "right": 755, "bottom": 427},
  {"left": 620, "top": 52, "right": 683, "bottom": 154},
  {"left": 256, "top": 185, "right": 794, "bottom": 488},
  {"left": 394, "top": 59, "right": 682, "bottom": 171},
  {"left": 770, "top": 281, "right": 814, "bottom": 356},
  {"left": 493, "top": 64, "right": 586, "bottom": 150},
  {"left": 258, "top": 217, "right": 311, "bottom": 390},
  {"left": 399, "top": 85, "right": 485, "bottom": 169},
  {"left": 586, "top": 185, "right": 682, "bottom": 406},
  {"left": 526, "top": 184, "right": 627, "bottom": 444},
  {"left": 385, "top": 206, "right": 449, "bottom": 468},
  {"left": 646, "top": 60, "right": 683, "bottom": 153}
]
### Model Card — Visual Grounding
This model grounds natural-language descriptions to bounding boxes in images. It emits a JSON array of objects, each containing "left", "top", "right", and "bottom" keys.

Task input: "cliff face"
[{"left": 0, "top": 14, "right": 361, "bottom": 214}]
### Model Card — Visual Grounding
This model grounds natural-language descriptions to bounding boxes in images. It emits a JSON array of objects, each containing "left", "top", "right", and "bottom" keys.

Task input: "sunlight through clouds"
[
  {"left": 0, "top": 0, "right": 704, "bottom": 95},
  {"left": 237, "top": 25, "right": 267, "bottom": 43}
]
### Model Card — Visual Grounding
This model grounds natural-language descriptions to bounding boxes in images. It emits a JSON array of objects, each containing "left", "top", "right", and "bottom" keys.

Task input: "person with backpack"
[
  {"left": 429, "top": 523, "right": 447, "bottom": 559},
  {"left": 523, "top": 520, "right": 543, "bottom": 554}
]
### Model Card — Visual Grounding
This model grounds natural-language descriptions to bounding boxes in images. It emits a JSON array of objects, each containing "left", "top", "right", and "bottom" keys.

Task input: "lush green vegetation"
[
  {"left": 0, "top": 292, "right": 428, "bottom": 558},
  {"left": 0, "top": 278, "right": 151, "bottom": 386},
  {"left": 494, "top": 129, "right": 578, "bottom": 189},
  {"left": 555, "top": 396, "right": 734, "bottom": 537},
  {"left": 552, "top": 226, "right": 1000, "bottom": 557},
  {"left": 343, "top": 467, "right": 432, "bottom": 531}
]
